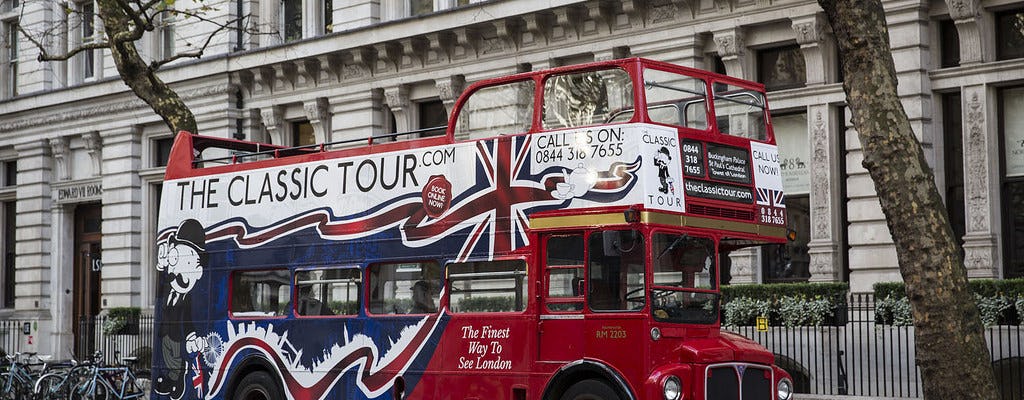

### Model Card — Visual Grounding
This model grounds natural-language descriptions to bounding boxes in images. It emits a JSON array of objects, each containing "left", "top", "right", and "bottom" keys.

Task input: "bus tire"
[
  {"left": 560, "top": 379, "right": 621, "bottom": 400},
  {"left": 233, "top": 370, "right": 284, "bottom": 400}
]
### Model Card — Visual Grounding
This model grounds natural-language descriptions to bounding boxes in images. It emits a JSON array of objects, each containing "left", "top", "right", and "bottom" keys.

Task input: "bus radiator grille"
[
  {"left": 705, "top": 364, "right": 772, "bottom": 400},
  {"left": 688, "top": 205, "right": 754, "bottom": 221}
]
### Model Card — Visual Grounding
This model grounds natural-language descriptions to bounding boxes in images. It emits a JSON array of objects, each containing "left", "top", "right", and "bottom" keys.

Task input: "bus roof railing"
[{"left": 191, "top": 125, "right": 448, "bottom": 166}]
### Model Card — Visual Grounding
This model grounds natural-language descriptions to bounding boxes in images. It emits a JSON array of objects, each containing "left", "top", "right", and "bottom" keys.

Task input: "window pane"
[
  {"left": 546, "top": 267, "right": 583, "bottom": 311},
  {"left": 293, "top": 120, "right": 315, "bottom": 146},
  {"left": 542, "top": 68, "right": 634, "bottom": 130},
  {"left": 453, "top": 80, "right": 535, "bottom": 140},
  {"left": 231, "top": 269, "right": 291, "bottom": 317},
  {"left": 154, "top": 138, "right": 173, "bottom": 167},
  {"left": 996, "top": 9, "right": 1024, "bottom": 60},
  {"left": 588, "top": 230, "right": 644, "bottom": 311},
  {"left": 939, "top": 19, "right": 960, "bottom": 68},
  {"left": 1003, "top": 180, "right": 1024, "bottom": 278},
  {"left": 296, "top": 268, "right": 360, "bottom": 316},
  {"left": 652, "top": 234, "right": 716, "bottom": 290},
  {"left": 3, "top": 160, "right": 15, "bottom": 186},
  {"left": 448, "top": 260, "right": 527, "bottom": 313},
  {"left": 713, "top": 84, "right": 767, "bottom": 141},
  {"left": 368, "top": 261, "right": 440, "bottom": 314},
  {"left": 283, "top": 0, "right": 302, "bottom": 42},
  {"left": 410, "top": 0, "right": 432, "bottom": 16},
  {"left": 417, "top": 99, "right": 448, "bottom": 136},
  {"left": 643, "top": 68, "right": 707, "bottom": 130},
  {"left": 774, "top": 113, "right": 809, "bottom": 194},
  {"left": 758, "top": 45, "right": 806, "bottom": 91},
  {"left": 1003, "top": 87, "right": 1024, "bottom": 177},
  {"left": 547, "top": 235, "right": 584, "bottom": 266},
  {"left": 324, "top": 0, "right": 332, "bottom": 32},
  {"left": 762, "top": 196, "right": 811, "bottom": 283}
]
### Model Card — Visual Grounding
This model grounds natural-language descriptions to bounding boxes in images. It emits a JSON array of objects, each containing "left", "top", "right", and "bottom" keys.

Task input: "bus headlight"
[
  {"left": 663, "top": 376, "right": 681, "bottom": 400},
  {"left": 777, "top": 378, "right": 793, "bottom": 400}
]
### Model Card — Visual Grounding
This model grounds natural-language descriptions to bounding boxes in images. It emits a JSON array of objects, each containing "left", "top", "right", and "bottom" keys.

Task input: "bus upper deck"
[{"left": 163, "top": 57, "right": 788, "bottom": 247}]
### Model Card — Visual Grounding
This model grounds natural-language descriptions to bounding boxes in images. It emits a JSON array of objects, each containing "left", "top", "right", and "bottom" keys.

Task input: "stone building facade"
[{"left": 0, "top": 0, "right": 1021, "bottom": 359}]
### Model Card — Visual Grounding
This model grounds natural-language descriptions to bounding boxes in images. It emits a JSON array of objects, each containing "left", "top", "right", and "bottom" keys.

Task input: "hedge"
[
  {"left": 721, "top": 282, "right": 850, "bottom": 327},
  {"left": 873, "top": 279, "right": 1024, "bottom": 326}
]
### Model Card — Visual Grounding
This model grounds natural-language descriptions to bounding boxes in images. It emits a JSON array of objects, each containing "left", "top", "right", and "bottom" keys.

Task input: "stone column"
[
  {"left": 960, "top": 85, "right": 999, "bottom": 277},
  {"left": 384, "top": 85, "right": 412, "bottom": 133},
  {"left": 49, "top": 204, "right": 74, "bottom": 359},
  {"left": 334, "top": 0, "right": 381, "bottom": 31},
  {"left": 712, "top": 27, "right": 752, "bottom": 79},
  {"left": 945, "top": 0, "right": 993, "bottom": 65},
  {"left": 807, "top": 105, "right": 844, "bottom": 282},
  {"left": 13, "top": 140, "right": 53, "bottom": 312},
  {"left": 260, "top": 106, "right": 285, "bottom": 145},
  {"left": 728, "top": 249, "right": 760, "bottom": 284},
  {"left": 260, "top": 0, "right": 282, "bottom": 46},
  {"left": 435, "top": 75, "right": 465, "bottom": 117},
  {"left": 303, "top": 0, "right": 325, "bottom": 38},
  {"left": 304, "top": 98, "right": 331, "bottom": 143},
  {"left": 100, "top": 127, "right": 143, "bottom": 307},
  {"left": 329, "top": 91, "right": 381, "bottom": 146},
  {"left": 791, "top": 13, "right": 837, "bottom": 86}
]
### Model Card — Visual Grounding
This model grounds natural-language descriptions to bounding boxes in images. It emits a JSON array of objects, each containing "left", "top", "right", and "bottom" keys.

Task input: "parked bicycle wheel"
[
  {"left": 66, "top": 372, "right": 110, "bottom": 400},
  {"left": 0, "top": 372, "right": 29, "bottom": 400},
  {"left": 34, "top": 372, "right": 69, "bottom": 400}
]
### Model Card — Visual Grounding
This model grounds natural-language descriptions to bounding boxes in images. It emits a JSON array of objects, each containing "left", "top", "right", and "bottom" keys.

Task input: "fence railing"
[
  {"left": 0, "top": 319, "right": 29, "bottom": 356},
  {"left": 75, "top": 315, "right": 154, "bottom": 370},
  {"left": 728, "top": 293, "right": 1024, "bottom": 399}
]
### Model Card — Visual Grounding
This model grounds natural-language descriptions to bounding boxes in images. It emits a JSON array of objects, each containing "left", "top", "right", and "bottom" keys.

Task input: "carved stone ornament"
[
  {"left": 435, "top": 76, "right": 466, "bottom": 103},
  {"left": 384, "top": 86, "right": 410, "bottom": 110},
  {"left": 49, "top": 137, "right": 70, "bottom": 181},
  {"left": 792, "top": 20, "right": 823, "bottom": 46},
  {"left": 947, "top": 0, "right": 978, "bottom": 21},
  {"left": 713, "top": 31, "right": 744, "bottom": 57},
  {"left": 810, "top": 109, "right": 830, "bottom": 240},
  {"left": 649, "top": 3, "right": 677, "bottom": 23},
  {"left": 82, "top": 132, "right": 103, "bottom": 177},
  {"left": 964, "top": 92, "right": 989, "bottom": 232}
]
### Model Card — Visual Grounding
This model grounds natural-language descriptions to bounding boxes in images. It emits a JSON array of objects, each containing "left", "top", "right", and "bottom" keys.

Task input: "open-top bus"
[{"left": 153, "top": 57, "right": 794, "bottom": 400}]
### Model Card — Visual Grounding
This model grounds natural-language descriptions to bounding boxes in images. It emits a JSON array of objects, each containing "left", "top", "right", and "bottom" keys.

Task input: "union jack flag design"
[{"left": 755, "top": 187, "right": 786, "bottom": 209}]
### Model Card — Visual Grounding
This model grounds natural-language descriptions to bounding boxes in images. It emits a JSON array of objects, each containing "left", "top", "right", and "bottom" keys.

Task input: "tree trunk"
[
  {"left": 96, "top": 0, "right": 198, "bottom": 135},
  {"left": 814, "top": 0, "right": 999, "bottom": 398}
]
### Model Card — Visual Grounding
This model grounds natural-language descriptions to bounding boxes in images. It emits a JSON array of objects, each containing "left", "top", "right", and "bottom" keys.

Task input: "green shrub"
[
  {"left": 102, "top": 307, "right": 141, "bottom": 335},
  {"left": 874, "top": 295, "right": 913, "bottom": 326},
  {"left": 723, "top": 297, "right": 773, "bottom": 326},
  {"left": 778, "top": 295, "right": 835, "bottom": 327},
  {"left": 976, "top": 294, "right": 1014, "bottom": 327},
  {"left": 874, "top": 279, "right": 1024, "bottom": 325},
  {"left": 456, "top": 296, "right": 516, "bottom": 312},
  {"left": 722, "top": 282, "right": 848, "bottom": 305}
]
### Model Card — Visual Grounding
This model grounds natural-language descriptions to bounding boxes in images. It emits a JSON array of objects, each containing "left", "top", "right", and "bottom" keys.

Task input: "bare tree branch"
[{"left": 150, "top": 16, "right": 243, "bottom": 69}]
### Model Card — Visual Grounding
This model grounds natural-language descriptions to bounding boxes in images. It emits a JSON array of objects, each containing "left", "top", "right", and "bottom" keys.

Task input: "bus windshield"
[{"left": 650, "top": 233, "right": 719, "bottom": 324}]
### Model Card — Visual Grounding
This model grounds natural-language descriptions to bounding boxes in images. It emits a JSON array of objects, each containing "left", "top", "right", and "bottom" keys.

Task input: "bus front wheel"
[
  {"left": 233, "top": 371, "right": 284, "bottom": 400},
  {"left": 560, "top": 379, "right": 621, "bottom": 400}
]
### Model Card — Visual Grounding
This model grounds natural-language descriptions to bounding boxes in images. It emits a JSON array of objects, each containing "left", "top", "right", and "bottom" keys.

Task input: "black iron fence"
[
  {"left": 0, "top": 319, "right": 30, "bottom": 356},
  {"left": 729, "top": 293, "right": 1024, "bottom": 399},
  {"left": 75, "top": 315, "right": 155, "bottom": 369}
]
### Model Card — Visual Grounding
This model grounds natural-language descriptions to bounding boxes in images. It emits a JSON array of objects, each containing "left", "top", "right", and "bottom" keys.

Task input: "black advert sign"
[
  {"left": 681, "top": 140, "right": 704, "bottom": 177},
  {"left": 684, "top": 179, "right": 754, "bottom": 204},
  {"left": 706, "top": 144, "right": 751, "bottom": 184}
]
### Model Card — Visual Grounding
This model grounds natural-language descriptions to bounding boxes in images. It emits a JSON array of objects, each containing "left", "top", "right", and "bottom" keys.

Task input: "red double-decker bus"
[{"left": 152, "top": 58, "right": 793, "bottom": 400}]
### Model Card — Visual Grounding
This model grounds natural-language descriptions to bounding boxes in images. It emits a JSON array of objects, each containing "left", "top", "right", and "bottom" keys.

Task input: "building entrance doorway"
[{"left": 72, "top": 203, "right": 102, "bottom": 355}]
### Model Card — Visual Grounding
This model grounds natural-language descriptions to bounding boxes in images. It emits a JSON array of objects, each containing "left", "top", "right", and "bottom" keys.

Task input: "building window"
[
  {"left": 996, "top": 8, "right": 1024, "bottom": 60},
  {"left": 417, "top": 98, "right": 447, "bottom": 136},
  {"left": 942, "top": 92, "right": 966, "bottom": 257},
  {"left": 1001, "top": 86, "right": 1024, "bottom": 278},
  {"left": 2, "top": 160, "right": 14, "bottom": 186},
  {"left": 758, "top": 45, "right": 806, "bottom": 91},
  {"left": 292, "top": 120, "right": 315, "bottom": 146},
  {"left": 160, "top": 15, "right": 175, "bottom": 60},
  {"left": 282, "top": 0, "right": 302, "bottom": 42},
  {"left": 368, "top": 261, "right": 441, "bottom": 315},
  {"left": 82, "top": 1, "right": 95, "bottom": 79},
  {"left": 230, "top": 269, "right": 291, "bottom": 318},
  {"left": 324, "top": 0, "right": 333, "bottom": 33},
  {"left": 3, "top": 201, "right": 14, "bottom": 308},
  {"left": 154, "top": 138, "right": 173, "bottom": 167},
  {"left": 762, "top": 112, "right": 810, "bottom": 283},
  {"left": 409, "top": 0, "right": 432, "bottom": 16},
  {"left": 939, "top": 19, "right": 960, "bottom": 68}
]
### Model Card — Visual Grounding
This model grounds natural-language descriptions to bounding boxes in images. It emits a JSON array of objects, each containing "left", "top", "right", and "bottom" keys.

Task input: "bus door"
[
  {"left": 582, "top": 229, "right": 647, "bottom": 384},
  {"left": 538, "top": 233, "right": 586, "bottom": 363}
]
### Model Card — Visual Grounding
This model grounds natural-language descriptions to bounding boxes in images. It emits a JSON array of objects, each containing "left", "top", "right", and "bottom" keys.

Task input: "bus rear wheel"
[
  {"left": 233, "top": 371, "right": 284, "bottom": 400},
  {"left": 560, "top": 379, "right": 621, "bottom": 400}
]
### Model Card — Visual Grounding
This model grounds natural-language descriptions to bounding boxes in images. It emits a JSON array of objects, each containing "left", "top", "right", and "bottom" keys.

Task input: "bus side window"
[
  {"left": 643, "top": 68, "right": 708, "bottom": 130},
  {"left": 295, "top": 268, "right": 361, "bottom": 317},
  {"left": 453, "top": 80, "right": 536, "bottom": 141},
  {"left": 230, "top": 269, "right": 291, "bottom": 318},
  {"left": 544, "top": 235, "right": 585, "bottom": 312},
  {"left": 368, "top": 261, "right": 441, "bottom": 315},
  {"left": 447, "top": 259, "right": 527, "bottom": 313},
  {"left": 543, "top": 69, "right": 633, "bottom": 130}
]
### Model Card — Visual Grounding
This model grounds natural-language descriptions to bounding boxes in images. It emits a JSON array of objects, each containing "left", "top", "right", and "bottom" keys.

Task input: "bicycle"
[
  {"left": 33, "top": 357, "right": 82, "bottom": 400},
  {"left": 67, "top": 351, "right": 146, "bottom": 400},
  {"left": 0, "top": 352, "right": 45, "bottom": 400}
]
